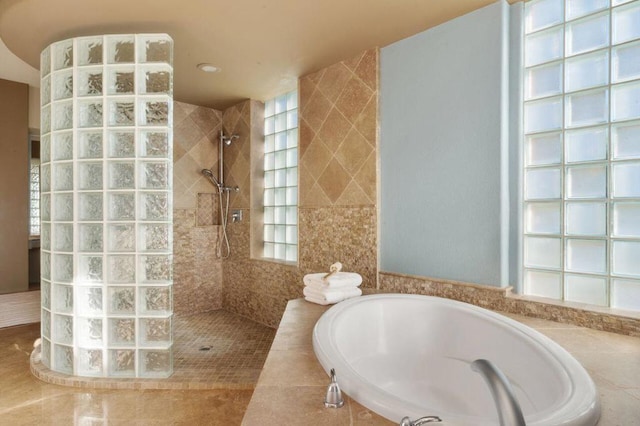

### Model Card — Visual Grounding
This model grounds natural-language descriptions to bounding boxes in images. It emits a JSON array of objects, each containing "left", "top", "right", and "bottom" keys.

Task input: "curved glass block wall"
[{"left": 39, "top": 34, "right": 174, "bottom": 378}]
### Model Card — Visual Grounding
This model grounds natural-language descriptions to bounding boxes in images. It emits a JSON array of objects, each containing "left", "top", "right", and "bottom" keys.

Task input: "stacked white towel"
[{"left": 303, "top": 272, "right": 363, "bottom": 305}]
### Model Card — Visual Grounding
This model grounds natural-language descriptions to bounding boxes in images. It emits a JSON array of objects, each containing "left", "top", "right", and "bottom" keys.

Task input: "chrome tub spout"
[{"left": 471, "top": 359, "right": 526, "bottom": 426}]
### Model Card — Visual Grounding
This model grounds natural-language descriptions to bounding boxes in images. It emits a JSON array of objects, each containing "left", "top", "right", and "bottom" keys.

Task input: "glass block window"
[
  {"left": 263, "top": 89, "right": 298, "bottom": 262},
  {"left": 523, "top": 0, "right": 640, "bottom": 311},
  {"left": 30, "top": 159, "right": 40, "bottom": 235}
]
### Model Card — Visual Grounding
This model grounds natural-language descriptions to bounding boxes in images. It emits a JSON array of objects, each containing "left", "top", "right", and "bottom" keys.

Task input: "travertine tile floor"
[{"left": 0, "top": 310, "right": 275, "bottom": 425}]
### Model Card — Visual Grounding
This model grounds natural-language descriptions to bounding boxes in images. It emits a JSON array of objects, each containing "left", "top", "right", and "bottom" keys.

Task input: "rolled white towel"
[
  {"left": 303, "top": 272, "right": 362, "bottom": 289},
  {"left": 303, "top": 285, "right": 362, "bottom": 304}
]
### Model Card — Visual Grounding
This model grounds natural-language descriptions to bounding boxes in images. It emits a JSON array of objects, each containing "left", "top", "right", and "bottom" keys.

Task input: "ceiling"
[{"left": 0, "top": 0, "right": 507, "bottom": 110}]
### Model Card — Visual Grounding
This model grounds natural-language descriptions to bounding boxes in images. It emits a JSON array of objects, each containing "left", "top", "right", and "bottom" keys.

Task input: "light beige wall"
[
  {"left": 0, "top": 78, "right": 29, "bottom": 294},
  {"left": 28, "top": 85, "right": 40, "bottom": 131}
]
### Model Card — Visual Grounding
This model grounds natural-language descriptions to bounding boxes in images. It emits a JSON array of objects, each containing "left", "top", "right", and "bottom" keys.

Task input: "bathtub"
[{"left": 312, "top": 294, "right": 600, "bottom": 425}]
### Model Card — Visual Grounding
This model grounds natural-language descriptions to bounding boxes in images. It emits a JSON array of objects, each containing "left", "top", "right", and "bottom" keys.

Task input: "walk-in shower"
[{"left": 201, "top": 130, "right": 239, "bottom": 258}]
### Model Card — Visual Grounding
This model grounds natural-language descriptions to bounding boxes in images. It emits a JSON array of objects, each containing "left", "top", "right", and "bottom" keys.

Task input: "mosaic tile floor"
[{"left": 31, "top": 310, "right": 277, "bottom": 389}]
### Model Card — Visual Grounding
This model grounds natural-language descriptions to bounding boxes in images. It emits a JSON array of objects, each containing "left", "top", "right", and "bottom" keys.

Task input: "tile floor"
[{"left": 1, "top": 310, "right": 275, "bottom": 425}]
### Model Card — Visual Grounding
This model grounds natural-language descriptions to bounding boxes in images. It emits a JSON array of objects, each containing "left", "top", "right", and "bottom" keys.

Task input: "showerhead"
[
  {"left": 201, "top": 168, "right": 221, "bottom": 187},
  {"left": 222, "top": 134, "right": 240, "bottom": 146}
]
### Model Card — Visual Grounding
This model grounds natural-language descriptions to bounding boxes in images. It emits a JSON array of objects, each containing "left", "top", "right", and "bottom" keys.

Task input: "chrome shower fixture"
[{"left": 222, "top": 133, "right": 239, "bottom": 145}]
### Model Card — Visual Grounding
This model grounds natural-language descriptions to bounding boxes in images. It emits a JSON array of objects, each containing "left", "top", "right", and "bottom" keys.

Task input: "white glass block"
[
  {"left": 108, "top": 224, "right": 135, "bottom": 252},
  {"left": 41, "top": 164, "right": 50, "bottom": 192},
  {"left": 140, "top": 318, "right": 171, "bottom": 346},
  {"left": 612, "top": 81, "right": 640, "bottom": 121},
  {"left": 53, "top": 284, "right": 74, "bottom": 313},
  {"left": 275, "top": 188, "right": 286, "bottom": 206},
  {"left": 77, "top": 348, "right": 103, "bottom": 376},
  {"left": 53, "top": 102, "right": 73, "bottom": 131},
  {"left": 79, "top": 224, "right": 103, "bottom": 252},
  {"left": 106, "top": 35, "right": 135, "bottom": 63},
  {"left": 108, "top": 162, "right": 135, "bottom": 189},
  {"left": 53, "top": 314, "right": 73, "bottom": 344},
  {"left": 79, "top": 256, "right": 103, "bottom": 283},
  {"left": 566, "top": 239, "right": 607, "bottom": 273},
  {"left": 613, "top": 202, "right": 640, "bottom": 237},
  {"left": 108, "top": 255, "right": 136, "bottom": 283},
  {"left": 287, "top": 91, "right": 298, "bottom": 110},
  {"left": 265, "top": 223, "right": 275, "bottom": 242},
  {"left": 612, "top": 279, "right": 640, "bottom": 310},
  {"left": 263, "top": 207, "right": 274, "bottom": 224},
  {"left": 287, "top": 167, "right": 298, "bottom": 187},
  {"left": 612, "top": 41, "right": 640, "bottom": 83},
  {"left": 274, "top": 225, "right": 286, "bottom": 243},
  {"left": 53, "top": 223, "right": 74, "bottom": 252},
  {"left": 566, "top": 0, "right": 609, "bottom": 20},
  {"left": 565, "top": 50, "right": 609, "bottom": 92},
  {"left": 286, "top": 187, "right": 298, "bottom": 205},
  {"left": 287, "top": 110, "right": 298, "bottom": 129},
  {"left": 275, "top": 151, "right": 286, "bottom": 169},
  {"left": 274, "top": 169, "right": 286, "bottom": 187},
  {"left": 264, "top": 171, "right": 275, "bottom": 189},
  {"left": 41, "top": 338, "right": 51, "bottom": 369},
  {"left": 53, "top": 163, "right": 73, "bottom": 191},
  {"left": 53, "top": 40, "right": 73, "bottom": 70},
  {"left": 286, "top": 128, "right": 298, "bottom": 149},
  {"left": 275, "top": 132, "right": 287, "bottom": 151},
  {"left": 565, "top": 274, "right": 608, "bottom": 306},
  {"left": 524, "top": 97, "right": 562, "bottom": 133},
  {"left": 77, "top": 37, "right": 103, "bottom": 65},
  {"left": 78, "top": 68, "right": 103, "bottom": 96},
  {"left": 41, "top": 135, "right": 51, "bottom": 162},
  {"left": 108, "top": 349, "right": 136, "bottom": 377},
  {"left": 139, "top": 287, "right": 171, "bottom": 314},
  {"left": 79, "top": 101, "right": 104, "bottom": 128},
  {"left": 42, "top": 308, "right": 51, "bottom": 338},
  {"left": 525, "top": 62, "right": 562, "bottom": 100},
  {"left": 140, "top": 255, "right": 172, "bottom": 283},
  {"left": 286, "top": 148, "right": 298, "bottom": 168},
  {"left": 139, "top": 192, "right": 169, "bottom": 221},
  {"left": 41, "top": 76, "right": 51, "bottom": 107},
  {"left": 263, "top": 242, "right": 274, "bottom": 258},
  {"left": 41, "top": 194, "right": 51, "bottom": 221},
  {"left": 265, "top": 134, "right": 275, "bottom": 153},
  {"left": 565, "top": 89, "right": 608, "bottom": 128},
  {"left": 612, "top": 240, "right": 640, "bottom": 276},
  {"left": 79, "top": 132, "right": 103, "bottom": 158},
  {"left": 140, "top": 162, "right": 169, "bottom": 189},
  {"left": 140, "top": 66, "right": 172, "bottom": 94},
  {"left": 565, "top": 127, "right": 608, "bottom": 163},
  {"left": 52, "top": 70, "right": 73, "bottom": 100},
  {"left": 139, "top": 224, "right": 170, "bottom": 252},
  {"left": 79, "top": 162, "right": 103, "bottom": 190},
  {"left": 108, "top": 100, "right": 135, "bottom": 126},
  {"left": 41, "top": 223, "right": 50, "bottom": 250},
  {"left": 139, "top": 131, "right": 169, "bottom": 157},
  {"left": 77, "top": 318, "right": 103, "bottom": 347},
  {"left": 108, "top": 193, "right": 136, "bottom": 220},
  {"left": 264, "top": 99, "right": 275, "bottom": 117},
  {"left": 53, "top": 344, "right": 73, "bottom": 374},
  {"left": 612, "top": 162, "right": 640, "bottom": 197},
  {"left": 525, "top": 26, "right": 563, "bottom": 66},
  {"left": 264, "top": 188, "right": 274, "bottom": 206},
  {"left": 139, "top": 349, "right": 172, "bottom": 378},
  {"left": 613, "top": 0, "right": 634, "bottom": 4},
  {"left": 264, "top": 116, "right": 275, "bottom": 135},
  {"left": 41, "top": 252, "right": 51, "bottom": 280},
  {"left": 524, "top": 269, "right": 562, "bottom": 299},
  {"left": 108, "top": 131, "right": 135, "bottom": 158},
  {"left": 612, "top": 2, "right": 640, "bottom": 44},
  {"left": 525, "top": 0, "right": 563, "bottom": 33},
  {"left": 524, "top": 236, "right": 561, "bottom": 268},
  {"left": 108, "top": 287, "right": 135, "bottom": 314},
  {"left": 264, "top": 152, "right": 275, "bottom": 170},
  {"left": 566, "top": 202, "right": 607, "bottom": 235},
  {"left": 137, "top": 35, "right": 173, "bottom": 64},
  {"left": 275, "top": 113, "right": 286, "bottom": 133},
  {"left": 41, "top": 47, "right": 51, "bottom": 78},
  {"left": 525, "top": 202, "right": 561, "bottom": 234},
  {"left": 274, "top": 207, "right": 286, "bottom": 224},
  {"left": 274, "top": 243, "right": 286, "bottom": 260},
  {"left": 275, "top": 95, "right": 287, "bottom": 114},
  {"left": 525, "top": 168, "right": 561, "bottom": 199},
  {"left": 53, "top": 194, "right": 73, "bottom": 222},
  {"left": 285, "top": 226, "right": 297, "bottom": 244},
  {"left": 52, "top": 132, "right": 73, "bottom": 160},
  {"left": 566, "top": 12, "right": 609, "bottom": 56},
  {"left": 53, "top": 254, "right": 73, "bottom": 283},
  {"left": 107, "top": 67, "right": 135, "bottom": 95},
  {"left": 140, "top": 99, "right": 169, "bottom": 126},
  {"left": 566, "top": 165, "right": 607, "bottom": 199},
  {"left": 286, "top": 245, "right": 297, "bottom": 262}
]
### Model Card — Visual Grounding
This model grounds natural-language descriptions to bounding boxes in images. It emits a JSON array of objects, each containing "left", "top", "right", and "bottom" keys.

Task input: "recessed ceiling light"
[{"left": 197, "top": 63, "right": 221, "bottom": 73}]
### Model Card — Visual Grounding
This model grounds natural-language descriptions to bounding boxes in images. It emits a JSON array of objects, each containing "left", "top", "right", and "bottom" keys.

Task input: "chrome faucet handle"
[
  {"left": 399, "top": 415, "right": 442, "bottom": 425},
  {"left": 324, "top": 368, "right": 344, "bottom": 408}
]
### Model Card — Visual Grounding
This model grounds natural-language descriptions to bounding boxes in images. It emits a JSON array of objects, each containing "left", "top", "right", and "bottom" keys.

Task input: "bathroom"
[{"left": 0, "top": 0, "right": 639, "bottom": 424}]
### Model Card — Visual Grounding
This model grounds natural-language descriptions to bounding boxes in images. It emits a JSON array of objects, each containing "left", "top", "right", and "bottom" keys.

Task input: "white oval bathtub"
[{"left": 312, "top": 294, "right": 600, "bottom": 425}]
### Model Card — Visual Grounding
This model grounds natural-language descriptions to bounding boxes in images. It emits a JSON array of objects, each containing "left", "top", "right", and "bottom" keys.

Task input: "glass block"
[
  {"left": 612, "top": 240, "right": 640, "bottom": 276},
  {"left": 140, "top": 162, "right": 169, "bottom": 189},
  {"left": 108, "top": 349, "right": 135, "bottom": 377},
  {"left": 41, "top": 280, "right": 51, "bottom": 310},
  {"left": 79, "top": 132, "right": 103, "bottom": 159},
  {"left": 565, "top": 126, "right": 608, "bottom": 163},
  {"left": 41, "top": 338, "right": 51, "bottom": 368},
  {"left": 612, "top": 1, "right": 640, "bottom": 44},
  {"left": 525, "top": 168, "right": 561, "bottom": 199},
  {"left": 79, "top": 162, "right": 103, "bottom": 190},
  {"left": 41, "top": 135, "right": 51, "bottom": 162},
  {"left": 524, "top": 269, "right": 561, "bottom": 299},
  {"left": 53, "top": 344, "right": 73, "bottom": 374},
  {"left": 108, "top": 255, "right": 136, "bottom": 283},
  {"left": 566, "top": 202, "right": 607, "bottom": 236},
  {"left": 275, "top": 132, "right": 287, "bottom": 151},
  {"left": 565, "top": 274, "right": 608, "bottom": 306},
  {"left": 108, "top": 162, "right": 135, "bottom": 189},
  {"left": 286, "top": 187, "right": 297, "bottom": 205},
  {"left": 287, "top": 109, "right": 298, "bottom": 129},
  {"left": 109, "top": 287, "right": 135, "bottom": 314},
  {"left": 79, "top": 101, "right": 104, "bottom": 128},
  {"left": 108, "top": 131, "right": 135, "bottom": 158},
  {"left": 140, "top": 287, "right": 171, "bottom": 314},
  {"left": 275, "top": 188, "right": 286, "bottom": 206},
  {"left": 524, "top": 97, "right": 562, "bottom": 133},
  {"left": 565, "top": 50, "right": 608, "bottom": 93},
  {"left": 78, "top": 37, "right": 103, "bottom": 65},
  {"left": 525, "top": 202, "right": 560, "bottom": 234},
  {"left": 77, "top": 318, "right": 103, "bottom": 347},
  {"left": 109, "top": 100, "right": 135, "bottom": 126},
  {"left": 525, "top": 26, "right": 563, "bottom": 66},
  {"left": 52, "top": 132, "right": 73, "bottom": 160},
  {"left": 275, "top": 113, "right": 286, "bottom": 133},
  {"left": 286, "top": 128, "right": 298, "bottom": 148},
  {"left": 78, "top": 68, "right": 103, "bottom": 96},
  {"left": 53, "top": 193, "right": 73, "bottom": 221},
  {"left": 565, "top": 89, "right": 608, "bottom": 128},
  {"left": 53, "top": 254, "right": 73, "bottom": 283},
  {"left": 79, "top": 193, "right": 103, "bottom": 221},
  {"left": 275, "top": 151, "right": 286, "bottom": 169},
  {"left": 53, "top": 40, "right": 73, "bottom": 70},
  {"left": 265, "top": 99, "right": 275, "bottom": 117},
  {"left": 140, "top": 99, "right": 169, "bottom": 126},
  {"left": 140, "top": 255, "right": 172, "bottom": 282},
  {"left": 79, "top": 256, "right": 103, "bottom": 283},
  {"left": 264, "top": 171, "right": 275, "bottom": 189},
  {"left": 612, "top": 279, "right": 640, "bottom": 310},
  {"left": 612, "top": 41, "right": 640, "bottom": 83},
  {"left": 41, "top": 76, "right": 51, "bottom": 106},
  {"left": 525, "top": 62, "right": 562, "bottom": 100},
  {"left": 287, "top": 167, "right": 298, "bottom": 186},
  {"left": 612, "top": 162, "right": 640, "bottom": 197},
  {"left": 139, "top": 224, "right": 170, "bottom": 252},
  {"left": 274, "top": 207, "right": 286, "bottom": 224},
  {"left": 566, "top": 239, "right": 607, "bottom": 273},
  {"left": 566, "top": 165, "right": 607, "bottom": 199},
  {"left": 106, "top": 35, "right": 135, "bottom": 63},
  {"left": 52, "top": 70, "right": 73, "bottom": 100},
  {"left": 41, "top": 252, "right": 51, "bottom": 280},
  {"left": 53, "top": 102, "right": 73, "bottom": 131},
  {"left": 140, "top": 318, "right": 171, "bottom": 345},
  {"left": 108, "top": 192, "right": 136, "bottom": 220},
  {"left": 110, "top": 319, "right": 135, "bottom": 346},
  {"left": 53, "top": 314, "right": 73, "bottom": 344},
  {"left": 264, "top": 188, "right": 275, "bottom": 206},
  {"left": 275, "top": 94, "right": 287, "bottom": 114},
  {"left": 566, "top": 0, "right": 609, "bottom": 20},
  {"left": 525, "top": 0, "right": 563, "bottom": 33},
  {"left": 107, "top": 67, "right": 135, "bottom": 95},
  {"left": 79, "top": 224, "right": 103, "bottom": 252},
  {"left": 264, "top": 152, "right": 275, "bottom": 170},
  {"left": 286, "top": 226, "right": 297, "bottom": 244},
  {"left": 140, "top": 67, "right": 172, "bottom": 94},
  {"left": 287, "top": 90, "right": 298, "bottom": 110},
  {"left": 286, "top": 148, "right": 298, "bottom": 168},
  {"left": 265, "top": 134, "right": 275, "bottom": 153},
  {"left": 566, "top": 12, "right": 609, "bottom": 56},
  {"left": 108, "top": 224, "right": 135, "bottom": 252},
  {"left": 53, "top": 284, "right": 73, "bottom": 313},
  {"left": 264, "top": 207, "right": 274, "bottom": 224},
  {"left": 42, "top": 105, "right": 51, "bottom": 135},
  {"left": 612, "top": 81, "right": 640, "bottom": 121},
  {"left": 274, "top": 243, "right": 286, "bottom": 260},
  {"left": 139, "top": 192, "right": 169, "bottom": 220},
  {"left": 76, "top": 287, "right": 103, "bottom": 316},
  {"left": 138, "top": 35, "right": 173, "bottom": 63},
  {"left": 286, "top": 206, "right": 297, "bottom": 225},
  {"left": 41, "top": 47, "right": 51, "bottom": 78},
  {"left": 264, "top": 242, "right": 274, "bottom": 258},
  {"left": 613, "top": 202, "right": 640, "bottom": 237},
  {"left": 41, "top": 164, "right": 50, "bottom": 192},
  {"left": 53, "top": 223, "right": 74, "bottom": 252},
  {"left": 42, "top": 308, "right": 51, "bottom": 338},
  {"left": 274, "top": 169, "right": 286, "bottom": 188},
  {"left": 77, "top": 348, "right": 103, "bottom": 376},
  {"left": 139, "top": 350, "right": 172, "bottom": 378},
  {"left": 264, "top": 116, "right": 275, "bottom": 135},
  {"left": 140, "top": 131, "right": 169, "bottom": 157},
  {"left": 286, "top": 244, "right": 297, "bottom": 262},
  {"left": 264, "top": 224, "right": 274, "bottom": 242},
  {"left": 524, "top": 236, "right": 561, "bottom": 268},
  {"left": 53, "top": 163, "right": 73, "bottom": 191}
]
